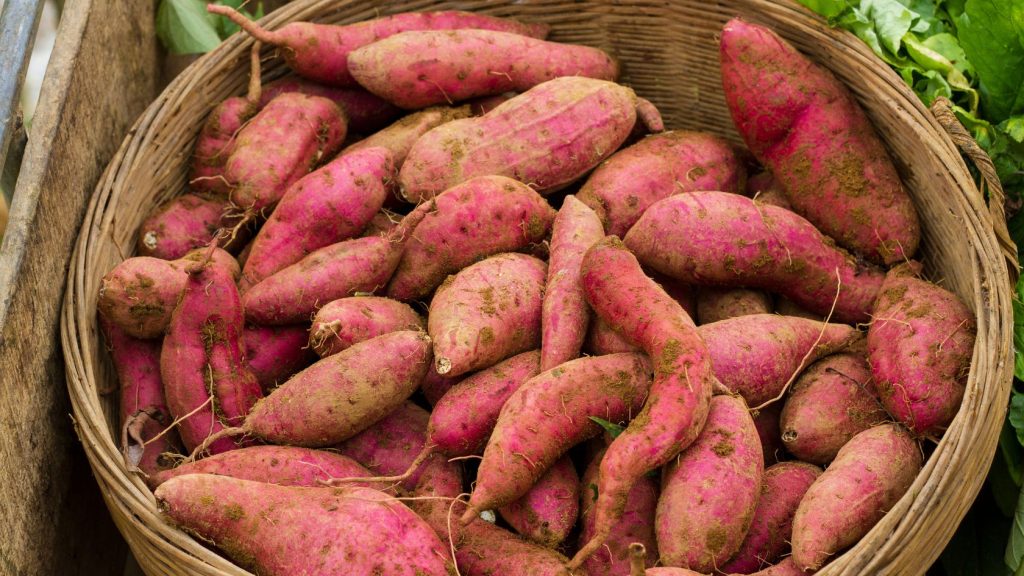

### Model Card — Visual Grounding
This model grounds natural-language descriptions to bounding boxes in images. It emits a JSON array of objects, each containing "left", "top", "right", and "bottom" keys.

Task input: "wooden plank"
[
  {"left": 0, "top": 0, "right": 162, "bottom": 573},
  {"left": 0, "top": 0, "right": 44, "bottom": 203}
]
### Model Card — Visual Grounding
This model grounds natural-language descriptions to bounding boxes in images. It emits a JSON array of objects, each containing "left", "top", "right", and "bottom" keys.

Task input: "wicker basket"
[{"left": 61, "top": 1, "right": 1014, "bottom": 574}]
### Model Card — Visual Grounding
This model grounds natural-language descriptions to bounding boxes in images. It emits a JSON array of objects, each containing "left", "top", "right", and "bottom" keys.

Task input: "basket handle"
[{"left": 930, "top": 96, "right": 1020, "bottom": 283}]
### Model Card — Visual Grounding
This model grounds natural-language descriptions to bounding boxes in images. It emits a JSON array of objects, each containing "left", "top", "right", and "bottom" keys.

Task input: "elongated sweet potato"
[
  {"left": 399, "top": 77, "right": 652, "bottom": 202},
  {"left": 420, "top": 363, "right": 461, "bottom": 407},
  {"left": 260, "top": 77, "right": 401, "bottom": 134},
  {"left": 499, "top": 455, "right": 580, "bottom": 547},
  {"left": 242, "top": 324, "right": 315, "bottom": 392},
  {"left": 335, "top": 401, "right": 432, "bottom": 491},
  {"left": 791, "top": 424, "right": 921, "bottom": 570},
  {"left": 388, "top": 176, "right": 556, "bottom": 302},
  {"left": 624, "top": 192, "right": 885, "bottom": 324},
  {"left": 720, "top": 19, "right": 919, "bottom": 264},
  {"left": 577, "top": 130, "right": 745, "bottom": 236},
  {"left": 867, "top": 264, "right": 975, "bottom": 436},
  {"left": 342, "top": 105, "right": 473, "bottom": 169},
  {"left": 136, "top": 194, "right": 247, "bottom": 260},
  {"left": 349, "top": 29, "right": 618, "bottom": 109},
  {"left": 429, "top": 253, "right": 546, "bottom": 377},
  {"left": 656, "top": 395, "right": 763, "bottom": 572},
  {"left": 696, "top": 287, "right": 772, "bottom": 325},
  {"left": 155, "top": 475, "right": 449, "bottom": 575},
  {"left": 309, "top": 296, "right": 424, "bottom": 357}
]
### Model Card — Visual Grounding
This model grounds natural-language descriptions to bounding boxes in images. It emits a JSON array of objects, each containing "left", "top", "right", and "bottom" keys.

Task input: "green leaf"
[
  {"left": 212, "top": 0, "right": 263, "bottom": 39},
  {"left": 1001, "top": 417, "right": 1024, "bottom": 489},
  {"left": 797, "top": 0, "right": 851, "bottom": 19},
  {"left": 589, "top": 417, "right": 625, "bottom": 439},
  {"left": 1004, "top": 116, "right": 1024, "bottom": 143},
  {"left": 156, "top": 0, "right": 223, "bottom": 55},
  {"left": 958, "top": 0, "right": 1024, "bottom": 122},
  {"left": 1006, "top": 475, "right": 1024, "bottom": 571},
  {"left": 862, "top": 0, "right": 918, "bottom": 54}
]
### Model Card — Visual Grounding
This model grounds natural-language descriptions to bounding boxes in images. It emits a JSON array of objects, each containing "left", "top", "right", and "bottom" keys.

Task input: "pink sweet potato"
[
  {"left": 577, "top": 130, "right": 745, "bottom": 236},
  {"left": 746, "top": 171, "right": 792, "bottom": 210},
  {"left": 791, "top": 423, "right": 921, "bottom": 570},
  {"left": 624, "top": 192, "right": 885, "bottom": 324},
  {"left": 780, "top": 353, "right": 887, "bottom": 465},
  {"left": 656, "top": 395, "right": 764, "bottom": 572},
  {"left": 572, "top": 237, "right": 714, "bottom": 569},
  {"left": 388, "top": 176, "right": 556, "bottom": 302},
  {"left": 696, "top": 287, "right": 772, "bottom": 325},
  {"left": 225, "top": 92, "right": 347, "bottom": 211},
  {"left": 720, "top": 19, "right": 919, "bottom": 264},
  {"left": 349, "top": 29, "right": 618, "bottom": 109},
  {"left": 579, "top": 446, "right": 659, "bottom": 576},
  {"left": 428, "top": 253, "right": 546, "bottom": 377},
  {"left": 242, "top": 324, "right": 315, "bottom": 392},
  {"left": 309, "top": 296, "right": 424, "bottom": 357},
  {"left": 462, "top": 353, "right": 653, "bottom": 521},
  {"left": 155, "top": 475, "right": 449, "bottom": 575},
  {"left": 867, "top": 264, "right": 976, "bottom": 436},
  {"left": 775, "top": 296, "right": 824, "bottom": 321},
  {"left": 721, "top": 462, "right": 822, "bottom": 573},
  {"left": 361, "top": 209, "right": 401, "bottom": 237},
  {"left": 698, "top": 314, "right": 858, "bottom": 406},
  {"left": 541, "top": 195, "right": 604, "bottom": 371},
  {"left": 260, "top": 77, "right": 401, "bottom": 134},
  {"left": 334, "top": 401, "right": 432, "bottom": 491},
  {"left": 242, "top": 202, "right": 429, "bottom": 325},
  {"left": 499, "top": 455, "right": 580, "bottom": 547},
  {"left": 97, "top": 248, "right": 239, "bottom": 339},
  {"left": 342, "top": 105, "right": 474, "bottom": 170},
  {"left": 240, "top": 146, "right": 394, "bottom": 288},
  {"left": 420, "top": 363, "right": 461, "bottom": 406},
  {"left": 752, "top": 402, "right": 785, "bottom": 465},
  {"left": 586, "top": 316, "right": 641, "bottom": 355},
  {"left": 136, "top": 194, "right": 247, "bottom": 260},
  {"left": 399, "top": 77, "right": 649, "bottom": 202},
  {"left": 650, "top": 271, "right": 698, "bottom": 318},
  {"left": 211, "top": 7, "right": 549, "bottom": 87}
]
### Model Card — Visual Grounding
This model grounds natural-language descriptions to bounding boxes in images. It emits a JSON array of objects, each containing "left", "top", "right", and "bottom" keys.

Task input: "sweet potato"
[
  {"left": 791, "top": 423, "right": 921, "bottom": 570},
  {"left": 746, "top": 171, "right": 792, "bottom": 210},
  {"left": 867, "top": 264, "right": 976, "bottom": 436},
  {"left": 699, "top": 314, "right": 858, "bottom": 406},
  {"left": 696, "top": 288, "right": 772, "bottom": 325},
  {"left": 720, "top": 19, "right": 919, "bottom": 264},
  {"left": 420, "top": 363, "right": 461, "bottom": 407},
  {"left": 388, "top": 176, "right": 556, "bottom": 302},
  {"left": 242, "top": 202, "right": 429, "bottom": 325},
  {"left": 775, "top": 296, "right": 823, "bottom": 321},
  {"left": 752, "top": 402, "right": 785, "bottom": 465},
  {"left": 577, "top": 130, "right": 745, "bottom": 236},
  {"left": 541, "top": 196, "right": 605, "bottom": 370},
  {"left": 361, "top": 210, "right": 401, "bottom": 237},
  {"left": 462, "top": 353, "right": 653, "bottom": 521},
  {"left": 586, "top": 316, "right": 641, "bottom": 355},
  {"left": 579, "top": 446, "right": 658, "bottom": 576},
  {"left": 242, "top": 324, "right": 315, "bottom": 392},
  {"left": 429, "top": 253, "right": 546, "bottom": 377},
  {"left": 334, "top": 401, "right": 432, "bottom": 491},
  {"left": 225, "top": 92, "right": 347, "bottom": 211},
  {"left": 399, "top": 77, "right": 651, "bottom": 202},
  {"left": 136, "top": 194, "right": 247, "bottom": 260},
  {"left": 624, "top": 192, "right": 885, "bottom": 324},
  {"left": 309, "top": 296, "right": 424, "bottom": 357},
  {"left": 572, "top": 237, "right": 714, "bottom": 569},
  {"left": 97, "top": 248, "right": 239, "bottom": 339},
  {"left": 656, "top": 395, "right": 764, "bottom": 572},
  {"left": 499, "top": 455, "right": 580, "bottom": 547},
  {"left": 155, "top": 475, "right": 449, "bottom": 575},
  {"left": 721, "top": 462, "right": 822, "bottom": 573},
  {"left": 650, "top": 271, "right": 698, "bottom": 318},
  {"left": 349, "top": 29, "right": 618, "bottom": 109},
  {"left": 780, "top": 353, "right": 887, "bottom": 464},
  {"left": 260, "top": 77, "right": 401, "bottom": 134},
  {"left": 342, "top": 105, "right": 474, "bottom": 170}
]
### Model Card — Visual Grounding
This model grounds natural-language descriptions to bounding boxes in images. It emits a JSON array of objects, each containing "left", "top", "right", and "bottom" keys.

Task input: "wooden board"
[{"left": 0, "top": 1, "right": 162, "bottom": 573}]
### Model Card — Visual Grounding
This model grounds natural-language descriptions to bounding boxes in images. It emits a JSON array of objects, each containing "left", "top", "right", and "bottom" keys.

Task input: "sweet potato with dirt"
[
  {"left": 572, "top": 237, "right": 714, "bottom": 569},
  {"left": 624, "top": 192, "right": 885, "bottom": 324},
  {"left": 349, "top": 29, "right": 618, "bottom": 109},
  {"left": 210, "top": 6, "right": 549, "bottom": 87},
  {"left": 242, "top": 203, "right": 429, "bottom": 325},
  {"left": 420, "top": 363, "right": 461, "bottom": 407},
  {"left": 498, "top": 455, "right": 579, "bottom": 547},
  {"left": 97, "top": 248, "right": 239, "bottom": 339},
  {"left": 260, "top": 77, "right": 401, "bottom": 134},
  {"left": 791, "top": 423, "right": 921, "bottom": 570},
  {"left": 577, "top": 130, "right": 745, "bottom": 236},
  {"left": 309, "top": 296, "right": 424, "bottom": 357},
  {"left": 155, "top": 474, "right": 449, "bottom": 575},
  {"left": 867, "top": 264, "right": 976, "bottom": 436},
  {"left": 342, "top": 105, "right": 474, "bottom": 169},
  {"left": 780, "top": 353, "right": 887, "bottom": 464},
  {"left": 242, "top": 324, "right": 315, "bottom": 392},
  {"left": 334, "top": 401, "right": 432, "bottom": 491},
  {"left": 136, "top": 194, "right": 247, "bottom": 260},
  {"left": 541, "top": 195, "right": 605, "bottom": 371},
  {"left": 190, "top": 96, "right": 260, "bottom": 196},
  {"left": 696, "top": 287, "right": 772, "bottom": 325},
  {"left": 746, "top": 171, "right": 792, "bottom": 210},
  {"left": 586, "top": 316, "right": 641, "bottom": 355},
  {"left": 720, "top": 19, "right": 919, "bottom": 264},
  {"left": 722, "top": 462, "right": 822, "bottom": 573},
  {"left": 399, "top": 77, "right": 655, "bottom": 202},
  {"left": 361, "top": 210, "right": 401, "bottom": 237},
  {"left": 239, "top": 146, "right": 393, "bottom": 288},
  {"left": 388, "top": 176, "right": 556, "bottom": 302},
  {"left": 225, "top": 92, "right": 347, "bottom": 211},
  {"left": 655, "top": 395, "right": 763, "bottom": 572},
  {"left": 429, "top": 253, "right": 546, "bottom": 377}
]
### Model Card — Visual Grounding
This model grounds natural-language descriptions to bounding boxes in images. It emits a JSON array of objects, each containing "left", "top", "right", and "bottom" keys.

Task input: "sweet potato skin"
[
  {"left": 342, "top": 105, "right": 473, "bottom": 169},
  {"left": 420, "top": 363, "right": 461, "bottom": 406},
  {"left": 585, "top": 316, "right": 641, "bottom": 355},
  {"left": 867, "top": 265, "right": 976, "bottom": 436},
  {"left": 791, "top": 423, "right": 921, "bottom": 570},
  {"left": 752, "top": 402, "right": 785, "bottom": 465},
  {"left": 335, "top": 401, "right": 432, "bottom": 491},
  {"left": 624, "top": 191, "right": 885, "bottom": 324},
  {"left": 399, "top": 77, "right": 640, "bottom": 202},
  {"left": 720, "top": 19, "right": 919, "bottom": 264},
  {"left": 656, "top": 395, "right": 764, "bottom": 572},
  {"left": 428, "top": 253, "right": 546, "bottom": 377},
  {"left": 309, "top": 296, "right": 424, "bottom": 357},
  {"left": 242, "top": 324, "right": 315, "bottom": 393},
  {"left": 189, "top": 96, "right": 259, "bottom": 196},
  {"left": 260, "top": 77, "right": 401, "bottom": 133},
  {"left": 696, "top": 287, "right": 772, "bottom": 325},
  {"left": 746, "top": 171, "right": 792, "bottom": 210},
  {"left": 136, "top": 194, "right": 242, "bottom": 260},
  {"left": 499, "top": 455, "right": 580, "bottom": 547},
  {"left": 577, "top": 130, "right": 745, "bottom": 236},
  {"left": 349, "top": 29, "right": 618, "bottom": 109}
]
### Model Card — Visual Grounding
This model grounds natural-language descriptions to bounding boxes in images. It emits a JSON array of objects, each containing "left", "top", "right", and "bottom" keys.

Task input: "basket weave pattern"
[{"left": 61, "top": 1, "right": 1013, "bottom": 574}]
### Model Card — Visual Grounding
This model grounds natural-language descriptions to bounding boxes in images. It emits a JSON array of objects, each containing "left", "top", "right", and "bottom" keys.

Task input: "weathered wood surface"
[{"left": 0, "top": 0, "right": 161, "bottom": 573}]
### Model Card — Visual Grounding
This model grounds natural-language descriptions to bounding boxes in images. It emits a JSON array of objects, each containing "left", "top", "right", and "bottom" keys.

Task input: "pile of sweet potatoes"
[{"left": 96, "top": 8, "right": 976, "bottom": 576}]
